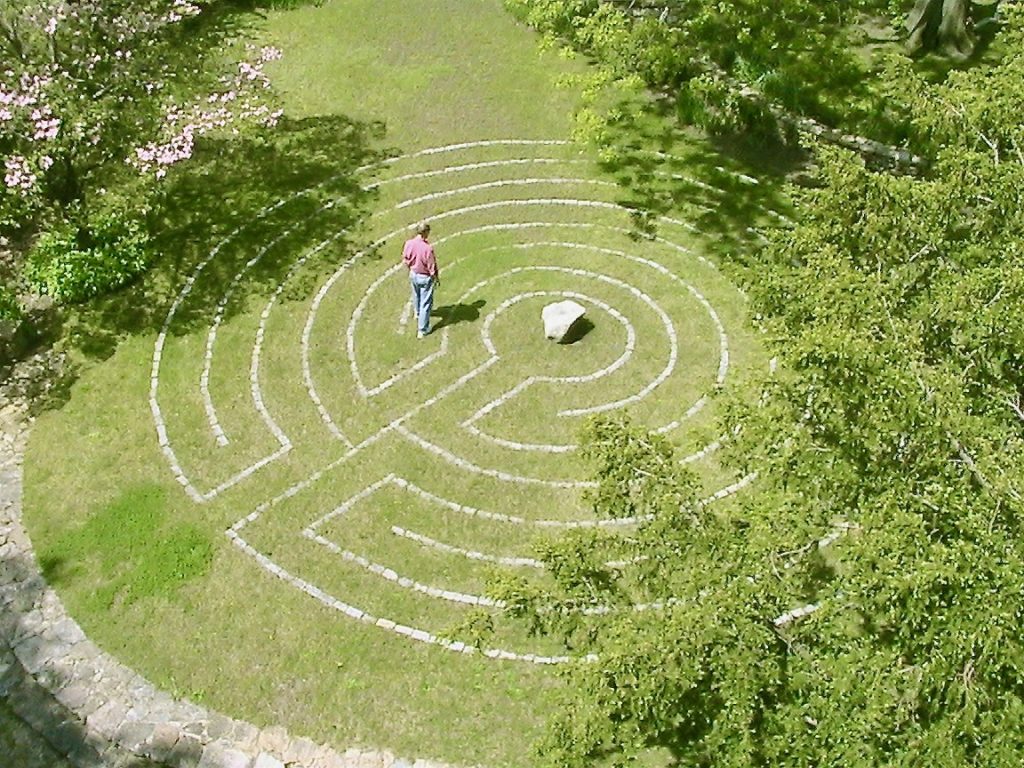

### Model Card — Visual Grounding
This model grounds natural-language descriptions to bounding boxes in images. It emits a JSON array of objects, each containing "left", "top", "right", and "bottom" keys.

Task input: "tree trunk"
[{"left": 906, "top": 0, "right": 975, "bottom": 58}]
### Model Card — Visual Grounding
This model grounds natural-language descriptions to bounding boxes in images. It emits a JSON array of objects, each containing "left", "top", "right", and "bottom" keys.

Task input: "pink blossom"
[
  {"left": 128, "top": 47, "right": 285, "bottom": 180},
  {"left": 259, "top": 46, "right": 283, "bottom": 63},
  {"left": 4, "top": 155, "right": 37, "bottom": 192},
  {"left": 33, "top": 118, "right": 61, "bottom": 141}
]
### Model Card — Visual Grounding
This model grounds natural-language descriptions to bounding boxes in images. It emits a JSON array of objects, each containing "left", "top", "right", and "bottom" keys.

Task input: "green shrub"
[
  {"left": 0, "top": 190, "right": 39, "bottom": 235},
  {"left": 26, "top": 208, "right": 153, "bottom": 303},
  {"left": 0, "top": 285, "right": 21, "bottom": 323}
]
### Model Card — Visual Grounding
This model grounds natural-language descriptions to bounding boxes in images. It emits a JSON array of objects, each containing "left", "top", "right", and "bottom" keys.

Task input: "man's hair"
[{"left": 415, "top": 221, "right": 431, "bottom": 236}]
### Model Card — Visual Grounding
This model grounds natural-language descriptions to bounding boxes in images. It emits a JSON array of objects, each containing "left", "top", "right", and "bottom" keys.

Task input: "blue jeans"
[{"left": 409, "top": 272, "right": 435, "bottom": 334}]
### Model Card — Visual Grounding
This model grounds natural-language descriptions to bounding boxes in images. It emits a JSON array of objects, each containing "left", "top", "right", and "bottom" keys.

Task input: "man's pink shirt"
[{"left": 402, "top": 235, "right": 437, "bottom": 277}]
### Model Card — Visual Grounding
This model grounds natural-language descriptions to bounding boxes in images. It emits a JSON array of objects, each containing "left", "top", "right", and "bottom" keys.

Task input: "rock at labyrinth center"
[{"left": 541, "top": 300, "right": 587, "bottom": 343}]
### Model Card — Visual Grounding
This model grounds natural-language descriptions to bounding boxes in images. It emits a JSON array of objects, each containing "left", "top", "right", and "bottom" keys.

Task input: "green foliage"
[
  {"left": 507, "top": 11, "right": 1024, "bottom": 768},
  {"left": 39, "top": 484, "right": 214, "bottom": 610},
  {"left": 0, "top": 185, "right": 41, "bottom": 235},
  {"left": 439, "top": 608, "right": 496, "bottom": 650},
  {"left": 25, "top": 206, "right": 153, "bottom": 303},
  {"left": 580, "top": 416, "right": 695, "bottom": 520},
  {"left": 0, "top": 284, "right": 21, "bottom": 323},
  {"left": 1, "top": 0, "right": 283, "bottom": 311},
  {"left": 505, "top": 0, "right": 892, "bottom": 139}
]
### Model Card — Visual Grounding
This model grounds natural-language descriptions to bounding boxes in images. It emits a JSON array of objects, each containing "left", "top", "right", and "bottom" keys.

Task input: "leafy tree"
[
  {"left": 496, "top": 5, "right": 1024, "bottom": 767},
  {"left": 505, "top": 0, "right": 899, "bottom": 138},
  {"left": 0, "top": 0, "right": 281, "bottom": 215},
  {"left": 0, "top": 1, "right": 283, "bottom": 311}
]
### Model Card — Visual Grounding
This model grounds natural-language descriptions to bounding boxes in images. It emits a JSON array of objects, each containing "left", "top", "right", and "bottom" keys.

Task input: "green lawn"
[{"left": 22, "top": 2, "right": 790, "bottom": 766}]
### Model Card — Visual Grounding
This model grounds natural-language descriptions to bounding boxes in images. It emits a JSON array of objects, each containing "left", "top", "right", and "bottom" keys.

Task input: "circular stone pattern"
[{"left": 135, "top": 139, "right": 779, "bottom": 665}]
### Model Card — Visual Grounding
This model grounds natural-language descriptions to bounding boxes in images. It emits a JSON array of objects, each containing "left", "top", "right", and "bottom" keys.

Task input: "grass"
[
  {"left": 20, "top": 1, "right": 791, "bottom": 766},
  {"left": 38, "top": 484, "right": 213, "bottom": 612}
]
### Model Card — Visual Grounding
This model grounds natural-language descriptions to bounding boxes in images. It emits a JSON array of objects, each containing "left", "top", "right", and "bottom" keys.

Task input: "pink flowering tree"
[
  {"left": 0, "top": 0, "right": 284, "bottom": 308},
  {"left": 130, "top": 45, "right": 284, "bottom": 181},
  {"left": 0, "top": 0, "right": 282, "bottom": 222}
]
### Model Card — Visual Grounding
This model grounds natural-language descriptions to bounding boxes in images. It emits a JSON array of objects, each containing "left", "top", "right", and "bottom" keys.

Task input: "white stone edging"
[{"left": 0, "top": 406, "right": 465, "bottom": 768}]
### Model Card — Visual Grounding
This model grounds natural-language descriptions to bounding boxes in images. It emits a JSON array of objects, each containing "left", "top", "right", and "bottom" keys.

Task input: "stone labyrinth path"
[{"left": 150, "top": 139, "right": 781, "bottom": 664}]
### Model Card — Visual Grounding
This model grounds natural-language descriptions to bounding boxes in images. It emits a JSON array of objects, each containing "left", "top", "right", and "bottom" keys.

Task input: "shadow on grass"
[
  {"left": 433, "top": 299, "right": 486, "bottom": 330},
  {"left": 593, "top": 95, "right": 799, "bottom": 274},
  {"left": 46, "top": 113, "right": 390, "bottom": 408}
]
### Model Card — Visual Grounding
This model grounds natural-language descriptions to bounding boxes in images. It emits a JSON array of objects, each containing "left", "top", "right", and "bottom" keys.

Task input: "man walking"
[{"left": 402, "top": 221, "right": 440, "bottom": 338}]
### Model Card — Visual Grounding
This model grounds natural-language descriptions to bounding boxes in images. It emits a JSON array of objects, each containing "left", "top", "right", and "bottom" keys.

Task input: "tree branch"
[{"left": 1009, "top": 396, "right": 1024, "bottom": 424}]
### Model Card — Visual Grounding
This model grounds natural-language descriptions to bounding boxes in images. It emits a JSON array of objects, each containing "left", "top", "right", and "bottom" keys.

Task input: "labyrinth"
[{"left": 141, "top": 139, "right": 783, "bottom": 666}]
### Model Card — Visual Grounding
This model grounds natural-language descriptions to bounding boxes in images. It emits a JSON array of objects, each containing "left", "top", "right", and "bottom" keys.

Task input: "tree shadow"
[
  {"left": 40, "top": 113, "right": 390, "bottom": 411},
  {"left": 593, "top": 94, "right": 799, "bottom": 274},
  {"left": 432, "top": 299, "right": 486, "bottom": 330}
]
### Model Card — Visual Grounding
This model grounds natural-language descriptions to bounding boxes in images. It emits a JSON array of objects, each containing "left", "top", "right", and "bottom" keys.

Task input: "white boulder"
[{"left": 542, "top": 300, "right": 586, "bottom": 342}]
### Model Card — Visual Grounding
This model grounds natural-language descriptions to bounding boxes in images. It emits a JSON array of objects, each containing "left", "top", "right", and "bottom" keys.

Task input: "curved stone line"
[
  {"left": 227, "top": 531, "right": 571, "bottom": 664},
  {"left": 642, "top": 149, "right": 795, "bottom": 222},
  {"left": 682, "top": 437, "right": 723, "bottom": 464},
  {"left": 399, "top": 473, "right": 748, "bottom": 530},
  {"left": 471, "top": 259, "right": 681, "bottom": 416},
  {"left": 254, "top": 229, "right": 355, "bottom": 449},
  {"left": 348, "top": 261, "right": 451, "bottom": 398},
  {"left": 394, "top": 469, "right": 756, "bottom": 566},
  {"left": 513, "top": 243, "right": 728, "bottom": 421},
  {"left": 394, "top": 524, "right": 637, "bottom": 575},
  {"left": 395, "top": 424, "right": 596, "bottom": 489},
  {"left": 464, "top": 289, "right": 634, "bottom": 453},
  {"left": 394, "top": 176, "right": 616, "bottom": 209},
  {"left": 490, "top": 243, "right": 728, "bottom": 447},
  {"left": 458, "top": 277, "right": 646, "bottom": 453},
  {"left": 317, "top": 524, "right": 680, "bottom": 618},
  {"left": 391, "top": 475, "right": 628, "bottom": 528},
  {"left": 305, "top": 530, "right": 502, "bottom": 607},
  {"left": 368, "top": 157, "right": 586, "bottom": 191},
  {"left": 200, "top": 197, "right": 343, "bottom": 449},
  {"left": 390, "top": 526, "right": 544, "bottom": 569},
  {"left": 378, "top": 139, "right": 570, "bottom": 165}
]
